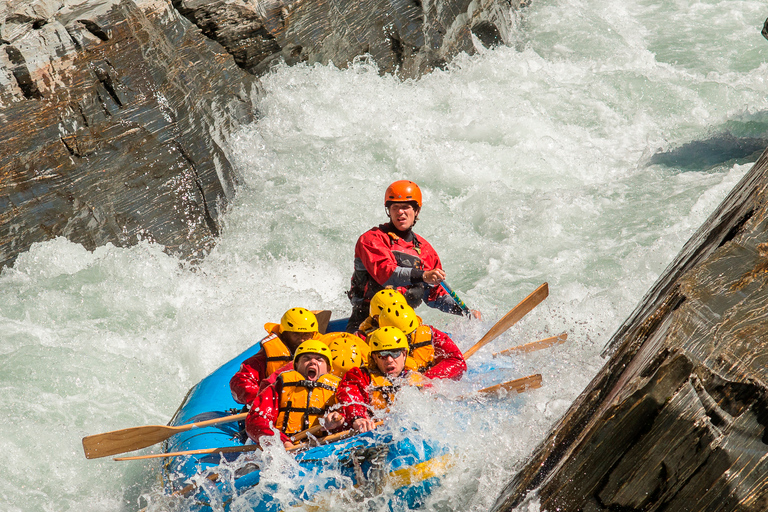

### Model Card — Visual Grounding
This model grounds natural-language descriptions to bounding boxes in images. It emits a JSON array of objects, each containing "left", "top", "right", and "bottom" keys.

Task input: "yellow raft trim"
[{"left": 387, "top": 453, "right": 454, "bottom": 489}]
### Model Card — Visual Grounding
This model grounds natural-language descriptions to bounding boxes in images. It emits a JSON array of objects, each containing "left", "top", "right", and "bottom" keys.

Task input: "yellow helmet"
[
  {"left": 321, "top": 332, "right": 369, "bottom": 377},
  {"left": 293, "top": 339, "right": 332, "bottom": 366},
  {"left": 369, "top": 289, "right": 407, "bottom": 318},
  {"left": 280, "top": 307, "right": 318, "bottom": 333},
  {"left": 378, "top": 303, "right": 419, "bottom": 335},
  {"left": 368, "top": 326, "right": 409, "bottom": 353}
]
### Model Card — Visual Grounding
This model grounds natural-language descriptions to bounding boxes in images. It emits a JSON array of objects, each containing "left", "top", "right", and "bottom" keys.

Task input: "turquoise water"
[{"left": 1, "top": 0, "right": 767, "bottom": 510}]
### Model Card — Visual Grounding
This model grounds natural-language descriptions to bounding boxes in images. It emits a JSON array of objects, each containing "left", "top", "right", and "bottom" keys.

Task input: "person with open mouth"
[{"left": 245, "top": 340, "right": 342, "bottom": 449}]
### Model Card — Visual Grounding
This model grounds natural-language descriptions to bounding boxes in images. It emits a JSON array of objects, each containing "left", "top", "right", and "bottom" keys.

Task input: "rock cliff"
[
  {"left": 1, "top": 0, "right": 522, "bottom": 270},
  {"left": 492, "top": 148, "right": 768, "bottom": 510},
  {"left": 172, "top": 0, "right": 526, "bottom": 79},
  {"left": 0, "top": 0, "right": 259, "bottom": 269}
]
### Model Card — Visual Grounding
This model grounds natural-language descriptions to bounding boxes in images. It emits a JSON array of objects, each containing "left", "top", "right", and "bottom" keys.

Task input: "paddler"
[
  {"left": 346, "top": 179, "right": 478, "bottom": 333},
  {"left": 379, "top": 303, "right": 467, "bottom": 381},
  {"left": 245, "top": 340, "right": 344, "bottom": 449},
  {"left": 334, "top": 326, "right": 427, "bottom": 432},
  {"left": 354, "top": 288, "right": 408, "bottom": 338},
  {"left": 230, "top": 307, "right": 319, "bottom": 406}
]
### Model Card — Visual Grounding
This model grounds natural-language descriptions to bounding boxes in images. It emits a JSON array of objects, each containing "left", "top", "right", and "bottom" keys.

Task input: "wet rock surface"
[
  {"left": 0, "top": 0, "right": 259, "bottom": 269},
  {"left": 173, "top": 0, "right": 527, "bottom": 79},
  {"left": 492, "top": 148, "right": 768, "bottom": 511},
  {"left": 1, "top": 0, "right": 523, "bottom": 270}
]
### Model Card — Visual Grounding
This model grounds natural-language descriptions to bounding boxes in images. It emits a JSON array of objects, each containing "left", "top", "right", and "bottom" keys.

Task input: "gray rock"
[
  {"left": 491, "top": 147, "right": 768, "bottom": 510},
  {"left": 173, "top": 0, "right": 528, "bottom": 79},
  {"left": 0, "top": 0, "right": 260, "bottom": 270}
]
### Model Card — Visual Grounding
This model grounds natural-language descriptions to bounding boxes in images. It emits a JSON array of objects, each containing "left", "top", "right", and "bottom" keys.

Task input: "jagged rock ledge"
[
  {"left": 492, "top": 147, "right": 768, "bottom": 510},
  {"left": 172, "top": 0, "right": 528, "bottom": 79},
  {"left": 0, "top": 0, "right": 260, "bottom": 269}
]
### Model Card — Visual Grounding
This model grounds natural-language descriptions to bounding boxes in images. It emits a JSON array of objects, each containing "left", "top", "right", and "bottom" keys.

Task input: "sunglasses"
[{"left": 375, "top": 349, "right": 405, "bottom": 359}]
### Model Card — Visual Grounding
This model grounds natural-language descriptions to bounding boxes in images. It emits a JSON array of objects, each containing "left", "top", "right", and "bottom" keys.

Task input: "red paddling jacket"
[
  {"left": 335, "top": 366, "right": 426, "bottom": 427},
  {"left": 405, "top": 326, "right": 467, "bottom": 381},
  {"left": 348, "top": 223, "right": 459, "bottom": 313},
  {"left": 230, "top": 323, "right": 294, "bottom": 405}
]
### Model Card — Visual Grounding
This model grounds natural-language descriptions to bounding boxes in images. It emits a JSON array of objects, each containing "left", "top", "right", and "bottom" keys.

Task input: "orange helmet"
[{"left": 385, "top": 180, "right": 422, "bottom": 208}]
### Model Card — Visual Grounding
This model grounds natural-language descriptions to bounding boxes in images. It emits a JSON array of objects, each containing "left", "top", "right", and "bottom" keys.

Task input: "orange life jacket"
[
  {"left": 262, "top": 334, "right": 293, "bottom": 378},
  {"left": 276, "top": 370, "right": 340, "bottom": 435},
  {"left": 368, "top": 369, "right": 426, "bottom": 411},
  {"left": 404, "top": 325, "right": 435, "bottom": 373}
]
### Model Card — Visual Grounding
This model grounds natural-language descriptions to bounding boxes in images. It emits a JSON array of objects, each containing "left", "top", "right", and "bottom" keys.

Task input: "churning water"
[{"left": 2, "top": 0, "right": 768, "bottom": 510}]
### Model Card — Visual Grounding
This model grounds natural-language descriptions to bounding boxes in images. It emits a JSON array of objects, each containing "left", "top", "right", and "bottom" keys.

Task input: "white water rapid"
[{"left": 2, "top": 0, "right": 768, "bottom": 511}]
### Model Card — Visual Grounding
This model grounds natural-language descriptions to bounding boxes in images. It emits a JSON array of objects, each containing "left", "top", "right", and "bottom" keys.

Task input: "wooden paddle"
[
  {"left": 82, "top": 412, "right": 248, "bottom": 459},
  {"left": 116, "top": 421, "right": 383, "bottom": 462},
  {"left": 492, "top": 332, "right": 567, "bottom": 358},
  {"left": 476, "top": 374, "right": 542, "bottom": 395},
  {"left": 462, "top": 282, "right": 549, "bottom": 359},
  {"left": 312, "top": 310, "right": 332, "bottom": 334}
]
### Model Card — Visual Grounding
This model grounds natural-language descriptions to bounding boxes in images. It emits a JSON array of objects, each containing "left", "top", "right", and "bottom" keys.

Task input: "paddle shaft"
[
  {"left": 493, "top": 332, "right": 567, "bottom": 358},
  {"left": 462, "top": 282, "right": 549, "bottom": 359},
  {"left": 439, "top": 282, "right": 472, "bottom": 318},
  {"left": 114, "top": 421, "right": 383, "bottom": 461},
  {"left": 476, "top": 374, "right": 542, "bottom": 395},
  {"left": 82, "top": 412, "right": 248, "bottom": 459}
]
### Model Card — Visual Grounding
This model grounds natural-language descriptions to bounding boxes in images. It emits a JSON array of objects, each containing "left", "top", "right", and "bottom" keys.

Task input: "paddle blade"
[
  {"left": 463, "top": 282, "right": 549, "bottom": 359},
  {"left": 84, "top": 412, "right": 247, "bottom": 459},
  {"left": 492, "top": 332, "right": 567, "bottom": 358},
  {"left": 312, "top": 310, "right": 332, "bottom": 334},
  {"left": 477, "top": 374, "right": 542, "bottom": 395},
  {"left": 83, "top": 425, "right": 176, "bottom": 459}
]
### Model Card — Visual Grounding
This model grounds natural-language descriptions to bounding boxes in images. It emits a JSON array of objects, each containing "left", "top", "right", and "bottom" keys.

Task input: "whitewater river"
[{"left": 2, "top": 0, "right": 768, "bottom": 511}]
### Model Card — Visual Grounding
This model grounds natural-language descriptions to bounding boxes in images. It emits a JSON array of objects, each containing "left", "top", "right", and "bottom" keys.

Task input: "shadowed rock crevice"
[
  {"left": 5, "top": 45, "right": 44, "bottom": 99},
  {"left": 472, "top": 20, "right": 502, "bottom": 48},
  {"left": 78, "top": 18, "right": 110, "bottom": 40}
]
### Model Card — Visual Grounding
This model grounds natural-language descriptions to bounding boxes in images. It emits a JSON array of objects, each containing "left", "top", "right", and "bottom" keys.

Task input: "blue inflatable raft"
[{"left": 160, "top": 320, "right": 452, "bottom": 511}]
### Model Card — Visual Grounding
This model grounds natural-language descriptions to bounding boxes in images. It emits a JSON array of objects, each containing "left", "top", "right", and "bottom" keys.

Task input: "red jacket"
[
  {"left": 335, "top": 367, "right": 385, "bottom": 427},
  {"left": 420, "top": 327, "right": 467, "bottom": 380},
  {"left": 229, "top": 349, "right": 293, "bottom": 405},
  {"left": 335, "top": 367, "right": 427, "bottom": 426},
  {"left": 350, "top": 224, "right": 454, "bottom": 310},
  {"left": 245, "top": 376, "right": 289, "bottom": 444}
]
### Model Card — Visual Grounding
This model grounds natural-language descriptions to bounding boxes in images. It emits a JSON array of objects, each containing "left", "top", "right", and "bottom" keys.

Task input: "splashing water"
[{"left": 2, "top": 0, "right": 767, "bottom": 510}]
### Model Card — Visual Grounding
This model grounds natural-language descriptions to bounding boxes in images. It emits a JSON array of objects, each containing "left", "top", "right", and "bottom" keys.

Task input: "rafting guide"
[{"left": 346, "top": 180, "right": 481, "bottom": 333}]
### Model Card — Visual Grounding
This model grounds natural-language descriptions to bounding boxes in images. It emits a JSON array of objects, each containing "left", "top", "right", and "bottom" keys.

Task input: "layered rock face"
[
  {"left": 0, "top": 0, "right": 259, "bottom": 269},
  {"left": 1, "top": 0, "right": 522, "bottom": 270},
  {"left": 492, "top": 149, "right": 768, "bottom": 510},
  {"left": 173, "top": 0, "right": 526, "bottom": 79}
]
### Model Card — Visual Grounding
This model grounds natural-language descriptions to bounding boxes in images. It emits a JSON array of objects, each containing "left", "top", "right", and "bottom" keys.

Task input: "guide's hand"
[{"left": 423, "top": 269, "right": 446, "bottom": 285}]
